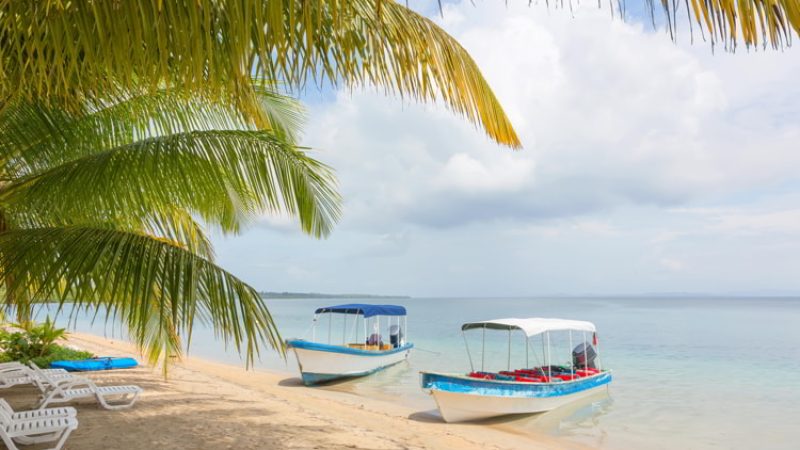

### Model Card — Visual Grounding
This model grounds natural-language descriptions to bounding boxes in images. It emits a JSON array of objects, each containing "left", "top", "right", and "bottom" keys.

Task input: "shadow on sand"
[
  {"left": 408, "top": 410, "right": 445, "bottom": 423},
  {"left": 278, "top": 375, "right": 363, "bottom": 389}
]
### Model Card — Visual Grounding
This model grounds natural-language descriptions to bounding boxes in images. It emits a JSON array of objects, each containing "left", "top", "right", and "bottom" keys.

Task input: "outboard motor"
[
  {"left": 572, "top": 342, "right": 597, "bottom": 369},
  {"left": 389, "top": 325, "right": 403, "bottom": 348}
]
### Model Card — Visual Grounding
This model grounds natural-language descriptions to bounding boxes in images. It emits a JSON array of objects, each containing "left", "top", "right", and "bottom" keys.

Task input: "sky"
[{"left": 212, "top": 1, "right": 800, "bottom": 297}]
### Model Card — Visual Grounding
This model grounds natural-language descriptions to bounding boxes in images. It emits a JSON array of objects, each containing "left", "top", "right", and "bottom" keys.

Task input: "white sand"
[{"left": 1, "top": 333, "right": 590, "bottom": 449}]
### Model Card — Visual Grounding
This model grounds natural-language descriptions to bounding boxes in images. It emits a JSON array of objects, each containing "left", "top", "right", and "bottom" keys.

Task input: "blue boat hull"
[{"left": 50, "top": 357, "right": 139, "bottom": 372}]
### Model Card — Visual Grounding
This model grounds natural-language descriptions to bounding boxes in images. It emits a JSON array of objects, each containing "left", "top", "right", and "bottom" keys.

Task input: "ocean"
[{"left": 41, "top": 296, "right": 800, "bottom": 449}]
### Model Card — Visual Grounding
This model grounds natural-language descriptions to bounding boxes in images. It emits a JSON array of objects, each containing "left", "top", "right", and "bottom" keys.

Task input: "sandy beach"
[{"left": 1, "top": 332, "right": 586, "bottom": 450}]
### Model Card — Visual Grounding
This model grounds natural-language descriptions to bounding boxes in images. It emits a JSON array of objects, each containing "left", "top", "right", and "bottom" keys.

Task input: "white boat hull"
[
  {"left": 287, "top": 340, "right": 413, "bottom": 385},
  {"left": 430, "top": 382, "right": 609, "bottom": 422},
  {"left": 420, "top": 371, "right": 612, "bottom": 422}
]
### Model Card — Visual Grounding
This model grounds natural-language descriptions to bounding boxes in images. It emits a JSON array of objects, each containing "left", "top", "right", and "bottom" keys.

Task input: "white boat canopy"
[{"left": 461, "top": 318, "right": 596, "bottom": 337}]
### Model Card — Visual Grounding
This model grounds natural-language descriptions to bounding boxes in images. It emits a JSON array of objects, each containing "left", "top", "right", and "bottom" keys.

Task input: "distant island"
[{"left": 260, "top": 291, "right": 411, "bottom": 300}]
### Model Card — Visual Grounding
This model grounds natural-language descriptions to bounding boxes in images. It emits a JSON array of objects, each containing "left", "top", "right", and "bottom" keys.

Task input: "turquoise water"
[{"left": 41, "top": 297, "right": 800, "bottom": 449}]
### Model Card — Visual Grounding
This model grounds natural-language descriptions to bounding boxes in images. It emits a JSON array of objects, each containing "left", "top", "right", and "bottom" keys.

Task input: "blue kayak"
[{"left": 50, "top": 357, "right": 138, "bottom": 372}]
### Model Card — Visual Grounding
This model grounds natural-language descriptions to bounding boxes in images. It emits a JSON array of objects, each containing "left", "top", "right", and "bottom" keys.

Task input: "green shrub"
[
  {"left": 0, "top": 317, "right": 94, "bottom": 367},
  {"left": 0, "top": 344, "right": 93, "bottom": 367}
]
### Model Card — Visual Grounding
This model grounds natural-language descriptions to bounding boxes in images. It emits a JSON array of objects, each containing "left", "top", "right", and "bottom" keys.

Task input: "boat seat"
[
  {"left": 514, "top": 376, "right": 544, "bottom": 383},
  {"left": 555, "top": 374, "right": 579, "bottom": 381},
  {"left": 468, "top": 372, "right": 495, "bottom": 380}
]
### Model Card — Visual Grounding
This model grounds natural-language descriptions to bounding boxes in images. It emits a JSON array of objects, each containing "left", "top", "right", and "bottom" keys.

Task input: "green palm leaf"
[
  {"left": 1, "top": 88, "right": 305, "bottom": 178},
  {"left": 0, "top": 0, "right": 521, "bottom": 148},
  {"left": 1, "top": 129, "right": 340, "bottom": 238},
  {"left": 0, "top": 226, "right": 281, "bottom": 369},
  {"left": 7, "top": 206, "right": 216, "bottom": 261},
  {"left": 0, "top": 91, "right": 340, "bottom": 372}
]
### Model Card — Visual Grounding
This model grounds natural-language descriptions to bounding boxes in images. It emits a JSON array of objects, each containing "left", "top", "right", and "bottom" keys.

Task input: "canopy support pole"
[
  {"left": 541, "top": 333, "right": 546, "bottom": 376},
  {"left": 546, "top": 332, "right": 552, "bottom": 380},
  {"left": 312, "top": 315, "right": 317, "bottom": 342},
  {"left": 596, "top": 333, "right": 602, "bottom": 371},
  {"left": 525, "top": 335, "right": 529, "bottom": 369},
  {"left": 569, "top": 330, "right": 573, "bottom": 377},
  {"left": 481, "top": 325, "right": 486, "bottom": 372},
  {"left": 507, "top": 329, "right": 512, "bottom": 371},
  {"left": 342, "top": 313, "right": 347, "bottom": 344},
  {"left": 350, "top": 313, "right": 359, "bottom": 343},
  {"left": 328, "top": 313, "right": 332, "bottom": 344},
  {"left": 462, "top": 330, "right": 474, "bottom": 372},
  {"left": 583, "top": 331, "right": 588, "bottom": 373}
]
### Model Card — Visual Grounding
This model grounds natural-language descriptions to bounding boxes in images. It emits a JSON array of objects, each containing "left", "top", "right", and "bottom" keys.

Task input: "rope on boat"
[{"left": 413, "top": 347, "right": 442, "bottom": 355}]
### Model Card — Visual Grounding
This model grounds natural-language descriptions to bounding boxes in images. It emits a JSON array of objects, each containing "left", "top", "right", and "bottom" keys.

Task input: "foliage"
[
  {"left": 0, "top": 91, "right": 341, "bottom": 372},
  {"left": 0, "top": 1, "right": 797, "bottom": 142},
  {"left": 0, "top": 342, "right": 94, "bottom": 369},
  {"left": 646, "top": 0, "right": 800, "bottom": 50},
  {"left": 0, "top": 0, "right": 521, "bottom": 149},
  {"left": 0, "top": 318, "right": 69, "bottom": 361}
]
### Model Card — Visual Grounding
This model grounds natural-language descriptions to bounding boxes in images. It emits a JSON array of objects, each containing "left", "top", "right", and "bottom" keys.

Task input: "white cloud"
[
  {"left": 659, "top": 257, "right": 685, "bottom": 272},
  {"left": 213, "top": 2, "right": 800, "bottom": 296},
  {"left": 668, "top": 203, "right": 800, "bottom": 238},
  {"left": 303, "top": 2, "right": 800, "bottom": 233},
  {"left": 436, "top": 152, "right": 535, "bottom": 194}
]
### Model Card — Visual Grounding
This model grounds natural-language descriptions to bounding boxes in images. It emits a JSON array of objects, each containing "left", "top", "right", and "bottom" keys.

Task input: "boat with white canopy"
[
  {"left": 286, "top": 304, "right": 413, "bottom": 385},
  {"left": 420, "top": 317, "right": 611, "bottom": 422}
]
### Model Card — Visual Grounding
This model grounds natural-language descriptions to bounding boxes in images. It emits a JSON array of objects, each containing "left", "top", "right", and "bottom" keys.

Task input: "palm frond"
[
  {"left": 0, "top": 226, "right": 283, "bottom": 368},
  {"left": 8, "top": 206, "right": 215, "bottom": 261},
  {"left": 1, "top": 89, "right": 305, "bottom": 178},
  {"left": 0, "top": 0, "right": 521, "bottom": 148},
  {"left": 1, "top": 129, "right": 341, "bottom": 238},
  {"left": 641, "top": 0, "right": 800, "bottom": 50}
]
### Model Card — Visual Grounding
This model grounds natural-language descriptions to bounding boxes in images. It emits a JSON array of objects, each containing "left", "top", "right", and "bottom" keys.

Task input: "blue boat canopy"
[{"left": 315, "top": 303, "right": 406, "bottom": 318}]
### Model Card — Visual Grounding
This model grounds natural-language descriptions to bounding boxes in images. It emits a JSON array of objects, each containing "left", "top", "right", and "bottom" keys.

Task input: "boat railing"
[
  {"left": 308, "top": 304, "right": 409, "bottom": 350},
  {"left": 463, "top": 366, "right": 604, "bottom": 384},
  {"left": 346, "top": 343, "right": 394, "bottom": 351}
]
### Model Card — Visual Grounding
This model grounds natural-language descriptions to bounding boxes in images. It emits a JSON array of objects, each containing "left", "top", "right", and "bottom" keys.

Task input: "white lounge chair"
[
  {"left": 0, "top": 365, "right": 72, "bottom": 390},
  {"left": 0, "top": 400, "right": 76, "bottom": 421},
  {"left": 29, "top": 363, "right": 142, "bottom": 411},
  {"left": 0, "top": 362, "right": 68, "bottom": 376},
  {"left": 0, "top": 362, "right": 24, "bottom": 369},
  {"left": 0, "top": 407, "right": 78, "bottom": 450}
]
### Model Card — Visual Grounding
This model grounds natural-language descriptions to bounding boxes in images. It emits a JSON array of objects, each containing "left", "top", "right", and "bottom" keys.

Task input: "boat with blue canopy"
[
  {"left": 286, "top": 303, "right": 413, "bottom": 385},
  {"left": 420, "top": 317, "right": 611, "bottom": 422}
]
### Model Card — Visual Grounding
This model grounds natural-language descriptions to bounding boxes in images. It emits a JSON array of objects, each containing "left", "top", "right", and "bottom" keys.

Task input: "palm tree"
[
  {"left": 0, "top": 1, "right": 523, "bottom": 148},
  {"left": 0, "top": 89, "right": 340, "bottom": 371}
]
